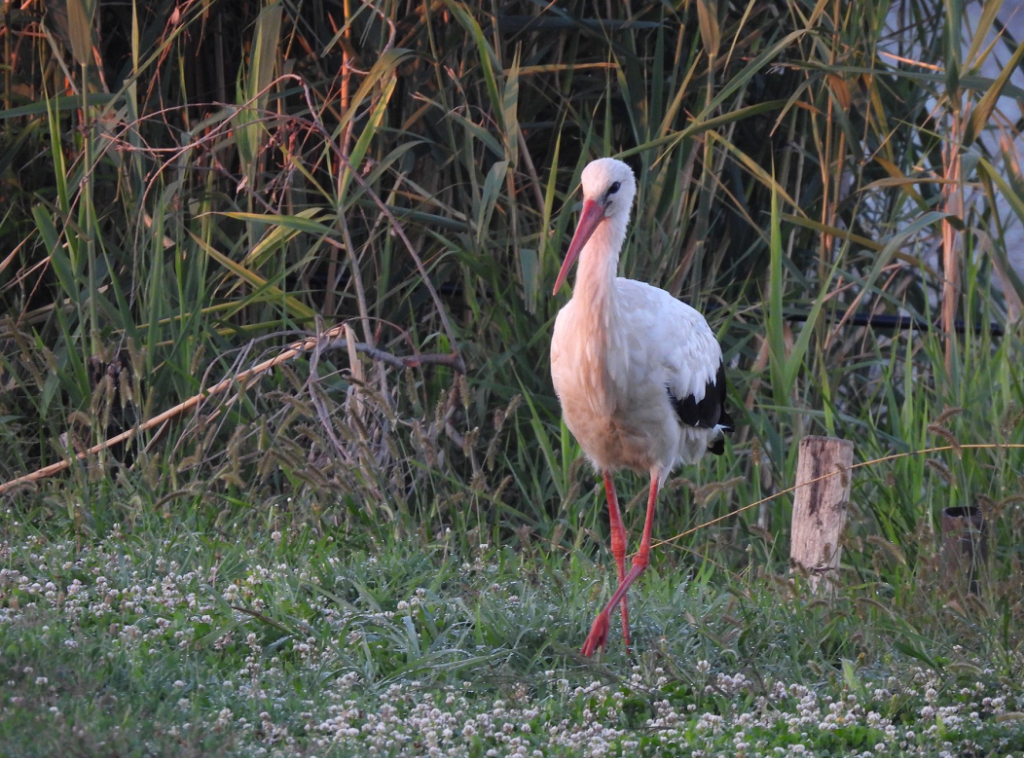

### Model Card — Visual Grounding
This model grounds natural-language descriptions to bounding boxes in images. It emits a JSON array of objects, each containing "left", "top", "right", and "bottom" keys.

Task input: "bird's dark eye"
[{"left": 608, "top": 181, "right": 621, "bottom": 195}]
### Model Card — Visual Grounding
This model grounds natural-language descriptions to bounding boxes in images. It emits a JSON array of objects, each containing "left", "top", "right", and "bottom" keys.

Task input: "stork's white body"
[
  {"left": 549, "top": 158, "right": 732, "bottom": 656},
  {"left": 552, "top": 277, "right": 724, "bottom": 478}
]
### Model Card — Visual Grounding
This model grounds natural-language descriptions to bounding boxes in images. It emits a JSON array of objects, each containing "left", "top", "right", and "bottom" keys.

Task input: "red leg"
[
  {"left": 602, "top": 472, "right": 631, "bottom": 650},
  {"left": 582, "top": 474, "right": 660, "bottom": 657}
]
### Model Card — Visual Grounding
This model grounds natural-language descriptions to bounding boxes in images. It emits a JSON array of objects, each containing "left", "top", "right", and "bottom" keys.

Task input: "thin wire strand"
[{"left": 653, "top": 443, "right": 1024, "bottom": 551}]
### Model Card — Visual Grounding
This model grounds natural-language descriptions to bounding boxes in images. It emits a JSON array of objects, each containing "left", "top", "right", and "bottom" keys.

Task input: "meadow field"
[{"left": 2, "top": 1, "right": 1024, "bottom": 755}]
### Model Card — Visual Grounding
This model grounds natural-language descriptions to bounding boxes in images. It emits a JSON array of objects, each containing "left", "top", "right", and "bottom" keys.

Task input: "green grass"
[
  {"left": 2, "top": 499, "right": 1024, "bottom": 757},
  {"left": 3, "top": 0, "right": 1024, "bottom": 754}
]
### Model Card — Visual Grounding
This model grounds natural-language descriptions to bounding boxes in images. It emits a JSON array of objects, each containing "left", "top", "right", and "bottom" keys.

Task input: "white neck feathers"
[{"left": 573, "top": 212, "right": 628, "bottom": 307}]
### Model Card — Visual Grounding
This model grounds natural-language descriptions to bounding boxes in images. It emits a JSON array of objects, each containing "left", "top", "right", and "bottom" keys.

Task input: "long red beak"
[{"left": 552, "top": 198, "right": 604, "bottom": 295}]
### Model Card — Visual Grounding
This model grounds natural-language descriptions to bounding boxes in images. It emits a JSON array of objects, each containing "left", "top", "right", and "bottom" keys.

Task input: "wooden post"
[
  {"left": 790, "top": 436, "right": 854, "bottom": 596},
  {"left": 941, "top": 505, "right": 987, "bottom": 595}
]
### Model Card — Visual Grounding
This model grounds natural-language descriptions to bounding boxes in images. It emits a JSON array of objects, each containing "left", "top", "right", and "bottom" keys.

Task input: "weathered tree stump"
[
  {"left": 790, "top": 436, "right": 854, "bottom": 596},
  {"left": 941, "top": 505, "right": 987, "bottom": 595}
]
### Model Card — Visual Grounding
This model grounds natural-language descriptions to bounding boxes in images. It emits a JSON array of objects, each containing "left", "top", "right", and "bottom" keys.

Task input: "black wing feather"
[{"left": 667, "top": 362, "right": 734, "bottom": 456}]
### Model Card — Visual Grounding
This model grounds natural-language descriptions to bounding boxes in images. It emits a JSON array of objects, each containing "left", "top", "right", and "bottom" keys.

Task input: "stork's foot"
[{"left": 581, "top": 612, "right": 610, "bottom": 657}]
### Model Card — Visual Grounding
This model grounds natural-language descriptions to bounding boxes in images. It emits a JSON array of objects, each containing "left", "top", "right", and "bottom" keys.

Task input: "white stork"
[{"left": 550, "top": 157, "right": 733, "bottom": 656}]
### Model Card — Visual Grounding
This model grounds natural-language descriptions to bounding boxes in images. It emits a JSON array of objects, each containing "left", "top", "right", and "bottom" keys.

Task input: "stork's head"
[{"left": 552, "top": 158, "right": 637, "bottom": 295}]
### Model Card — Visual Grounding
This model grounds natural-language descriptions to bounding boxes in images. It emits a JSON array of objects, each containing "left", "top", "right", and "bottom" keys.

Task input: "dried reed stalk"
[{"left": 0, "top": 325, "right": 465, "bottom": 495}]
